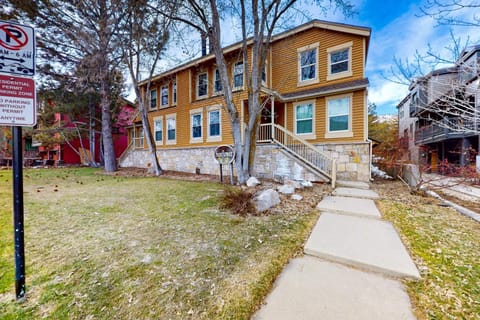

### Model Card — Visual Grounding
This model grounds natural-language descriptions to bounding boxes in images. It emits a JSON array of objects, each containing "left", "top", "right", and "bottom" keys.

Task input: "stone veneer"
[{"left": 119, "top": 142, "right": 371, "bottom": 182}]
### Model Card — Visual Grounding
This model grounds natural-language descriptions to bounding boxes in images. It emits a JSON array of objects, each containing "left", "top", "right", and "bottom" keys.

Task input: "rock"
[
  {"left": 284, "top": 178, "right": 304, "bottom": 190},
  {"left": 246, "top": 176, "right": 261, "bottom": 187},
  {"left": 301, "top": 180, "right": 313, "bottom": 188},
  {"left": 291, "top": 194, "right": 303, "bottom": 201},
  {"left": 254, "top": 189, "right": 280, "bottom": 212},
  {"left": 278, "top": 184, "right": 295, "bottom": 194}
]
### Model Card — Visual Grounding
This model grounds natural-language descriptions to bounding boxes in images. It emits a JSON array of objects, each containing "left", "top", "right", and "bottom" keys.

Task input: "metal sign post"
[
  {"left": 12, "top": 126, "right": 25, "bottom": 300},
  {"left": 0, "top": 20, "right": 35, "bottom": 301}
]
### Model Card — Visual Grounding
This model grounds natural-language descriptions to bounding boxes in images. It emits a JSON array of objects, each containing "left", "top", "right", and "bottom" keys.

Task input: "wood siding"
[{"left": 139, "top": 21, "right": 369, "bottom": 149}]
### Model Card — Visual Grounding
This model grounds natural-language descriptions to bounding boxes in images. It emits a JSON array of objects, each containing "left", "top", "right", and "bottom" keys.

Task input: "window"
[
  {"left": 262, "top": 64, "right": 267, "bottom": 85},
  {"left": 191, "top": 112, "right": 202, "bottom": 141},
  {"left": 207, "top": 107, "right": 221, "bottom": 141},
  {"left": 154, "top": 117, "right": 163, "bottom": 143},
  {"left": 330, "top": 49, "right": 349, "bottom": 74},
  {"left": 197, "top": 72, "right": 208, "bottom": 98},
  {"left": 161, "top": 85, "right": 169, "bottom": 107},
  {"left": 172, "top": 82, "right": 177, "bottom": 105},
  {"left": 326, "top": 95, "right": 353, "bottom": 138},
  {"left": 327, "top": 42, "right": 352, "bottom": 80},
  {"left": 233, "top": 62, "right": 244, "bottom": 89},
  {"left": 295, "top": 102, "right": 314, "bottom": 135},
  {"left": 214, "top": 69, "right": 223, "bottom": 93},
  {"left": 166, "top": 114, "right": 176, "bottom": 144},
  {"left": 150, "top": 89, "right": 157, "bottom": 109},
  {"left": 298, "top": 43, "right": 318, "bottom": 84}
]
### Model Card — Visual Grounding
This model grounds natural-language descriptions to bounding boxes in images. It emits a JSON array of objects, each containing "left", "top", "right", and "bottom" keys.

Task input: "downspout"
[{"left": 367, "top": 138, "right": 373, "bottom": 181}]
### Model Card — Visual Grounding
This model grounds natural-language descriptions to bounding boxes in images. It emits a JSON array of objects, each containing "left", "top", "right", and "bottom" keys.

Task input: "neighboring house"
[
  {"left": 33, "top": 101, "right": 135, "bottom": 166},
  {"left": 397, "top": 94, "right": 419, "bottom": 163},
  {"left": 401, "top": 45, "right": 480, "bottom": 171},
  {"left": 120, "top": 20, "right": 372, "bottom": 182}
]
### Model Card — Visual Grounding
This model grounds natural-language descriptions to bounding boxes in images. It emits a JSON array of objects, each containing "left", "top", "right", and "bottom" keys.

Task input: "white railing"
[{"left": 258, "top": 123, "right": 336, "bottom": 186}]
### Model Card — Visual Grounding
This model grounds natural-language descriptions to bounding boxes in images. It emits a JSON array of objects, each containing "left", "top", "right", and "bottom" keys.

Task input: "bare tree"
[
  {"left": 161, "top": 0, "right": 353, "bottom": 184},
  {"left": 119, "top": 0, "right": 179, "bottom": 176},
  {"left": 387, "top": 30, "right": 470, "bottom": 85},
  {"left": 422, "top": 0, "right": 480, "bottom": 27},
  {"left": 412, "top": 62, "right": 479, "bottom": 137},
  {"left": 9, "top": 0, "right": 126, "bottom": 172}
]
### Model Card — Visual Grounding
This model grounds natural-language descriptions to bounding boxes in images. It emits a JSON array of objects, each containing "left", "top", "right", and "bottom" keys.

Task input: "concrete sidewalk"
[{"left": 253, "top": 183, "right": 420, "bottom": 320}]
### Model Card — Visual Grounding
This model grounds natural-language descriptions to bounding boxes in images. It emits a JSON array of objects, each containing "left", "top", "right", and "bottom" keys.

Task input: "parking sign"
[{"left": 0, "top": 20, "right": 35, "bottom": 77}]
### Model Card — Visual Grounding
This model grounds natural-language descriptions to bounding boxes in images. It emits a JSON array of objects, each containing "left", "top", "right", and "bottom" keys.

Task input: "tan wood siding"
[
  {"left": 139, "top": 23, "right": 369, "bottom": 150},
  {"left": 270, "top": 28, "right": 365, "bottom": 94}
]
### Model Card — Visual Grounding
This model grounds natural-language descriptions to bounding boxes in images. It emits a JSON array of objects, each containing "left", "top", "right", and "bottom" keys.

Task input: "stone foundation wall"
[
  {"left": 119, "top": 141, "right": 371, "bottom": 182},
  {"left": 315, "top": 142, "right": 371, "bottom": 182}
]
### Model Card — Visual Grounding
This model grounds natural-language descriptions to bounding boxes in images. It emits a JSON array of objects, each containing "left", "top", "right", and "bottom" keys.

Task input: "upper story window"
[
  {"left": 172, "top": 82, "right": 177, "bottom": 105},
  {"left": 233, "top": 62, "right": 244, "bottom": 89},
  {"left": 327, "top": 42, "right": 353, "bottom": 81},
  {"left": 298, "top": 43, "right": 319, "bottom": 86},
  {"left": 262, "top": 64, "right": 267, "bottom": 85},
  {"left": 161, "top": 85, "right": 169, "bottom": 107},
  {"left": 214, "top": 69, "right": 223, "bottom": 93},
  {"left": 325, "top": 94, "right": 353, "bottom": 138},
  {"left": 150, "top": 89, "right": 157, "bottom": 109},
  {"left": 197, "top": 72, "right": 208, "bottom": 99}
]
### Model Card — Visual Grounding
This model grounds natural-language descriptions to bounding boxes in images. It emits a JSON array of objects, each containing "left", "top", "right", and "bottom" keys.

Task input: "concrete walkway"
[{"left": 253, "top": 183, "right": 420, "bottom": 320}]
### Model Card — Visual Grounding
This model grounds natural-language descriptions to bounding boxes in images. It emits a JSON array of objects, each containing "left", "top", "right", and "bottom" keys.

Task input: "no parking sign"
[{"left": 0, "top": 20, "right": 35, "bottom": 77}]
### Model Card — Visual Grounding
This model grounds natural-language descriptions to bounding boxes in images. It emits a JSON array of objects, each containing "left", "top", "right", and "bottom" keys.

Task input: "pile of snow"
[{"left": 371, "top": 165, "right": 393, "bottom": 180}]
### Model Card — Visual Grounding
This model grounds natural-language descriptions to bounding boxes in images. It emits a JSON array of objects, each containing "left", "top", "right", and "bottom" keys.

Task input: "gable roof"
[{"left": 143, "top": 19, "right": 371, "bottom": 85}]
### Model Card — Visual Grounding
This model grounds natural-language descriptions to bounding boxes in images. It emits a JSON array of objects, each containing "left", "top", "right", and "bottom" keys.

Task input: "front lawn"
[
  {"left": 0, "top": 168, "right": 321, "bottom": 319},
  {"left": 374, "top": 180, "right": 480, "bottom": 319}
]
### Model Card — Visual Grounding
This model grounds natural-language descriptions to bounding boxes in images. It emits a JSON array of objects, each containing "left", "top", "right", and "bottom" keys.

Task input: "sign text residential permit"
[
  {"left": 0, "top": 20, "right": 35, "bottom": 77},
  {"left": 0, "top": 74, "right": 36, "bottom": 126}
]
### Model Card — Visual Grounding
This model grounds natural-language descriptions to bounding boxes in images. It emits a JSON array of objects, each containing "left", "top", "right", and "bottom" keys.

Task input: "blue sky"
[
  {"left": 181, "top": 0, "right": 479, "bottom": 116},
  {"left": 334, "top": 0, "right": 480, "bottom": 115}
]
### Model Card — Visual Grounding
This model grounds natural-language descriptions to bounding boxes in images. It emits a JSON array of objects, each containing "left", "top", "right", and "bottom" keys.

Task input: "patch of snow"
[{"left": 371, "top": 165, "right": 393, "bottom": 179}]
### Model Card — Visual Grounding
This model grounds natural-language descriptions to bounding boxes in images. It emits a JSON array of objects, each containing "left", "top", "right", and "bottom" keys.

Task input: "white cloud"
[{"left": 368, "top": 77, "right": 408, "bottom": 107}]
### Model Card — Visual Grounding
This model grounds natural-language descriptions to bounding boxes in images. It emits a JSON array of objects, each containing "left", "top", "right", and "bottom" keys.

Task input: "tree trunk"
[
  {"left": 101, "top": 88, "right": 117, "bottom": 172},
  {"left": 140, "top": 100, "right": 162, "bottom": 176}
]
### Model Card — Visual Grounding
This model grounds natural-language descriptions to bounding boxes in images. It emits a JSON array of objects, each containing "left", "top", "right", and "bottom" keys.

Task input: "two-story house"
[
  {"left": 401, "top": 45, "right": 480, "bottom": 171},
  {"left": 120, "top": 20, "right": 372, "bottom": 182}
]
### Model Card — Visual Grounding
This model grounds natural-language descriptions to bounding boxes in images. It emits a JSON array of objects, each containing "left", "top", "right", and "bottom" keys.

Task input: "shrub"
[{"left": 219, "top": 187, "right": 256, "bottom": 216}]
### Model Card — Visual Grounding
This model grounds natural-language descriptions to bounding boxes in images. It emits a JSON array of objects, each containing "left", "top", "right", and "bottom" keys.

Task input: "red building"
[{"left": 34, "top": 100, "right": 136, "bottom": 166}]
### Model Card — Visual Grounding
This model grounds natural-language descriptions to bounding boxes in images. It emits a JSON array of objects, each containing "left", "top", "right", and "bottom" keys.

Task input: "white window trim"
[
  {"left": 213, "top": 68, "right": 223, "bottom": 95},
  {"left": 293, "top": 99, "right": 316, "bottom": 140},
  {"left": 160, "top": 85, "right": 169, "bottom": 108},
  {"left": 232, "top": 61, "right": 244, "bottom": 91},
  {"left": 153, "top": 116, "right": 163, "bottom": 146},
  {"left": 166, "top": 113, "right": 177, "bottom": 145},
  {"left": 190, "top": 107, "right": 203, "bottom": 143},
  {"left": 172, "top": 80, "right": 177, "bottom": 106},
  {"left": 325, "top": 93, "right": 354, "bottom": 139},
  {"left": 150, "top": 89, "right": 157, "bottom": 110},
  {"left": 207, "top": 105, "right": 222, "bottom": 142},
  {"left": 297, "top": 42, "right": 319, "bottom": 87},
  {"left": 197, "top": 72, "right": 208, "bottom": 99},
  {"left": 326, "top": 41, "right": 353, "bottom": 81}
]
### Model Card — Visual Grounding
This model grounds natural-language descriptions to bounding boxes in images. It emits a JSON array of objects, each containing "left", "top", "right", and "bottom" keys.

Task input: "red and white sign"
[
  {"left": 0, "top": 74, "right": 36, "bottom": 126},
  {"left": 0, "top": 20, "right": 35, "bottom": 77}
]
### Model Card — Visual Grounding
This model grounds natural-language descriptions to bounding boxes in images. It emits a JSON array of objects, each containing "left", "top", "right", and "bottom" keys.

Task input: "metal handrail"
[{"left": 258, "top": 123, "right": 336, "bottom": 186}]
